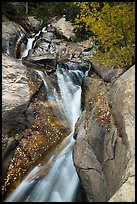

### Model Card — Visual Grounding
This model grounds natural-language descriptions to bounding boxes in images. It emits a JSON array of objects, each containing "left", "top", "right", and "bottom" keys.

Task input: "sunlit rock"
[
  {"left": 51, "top": 17, "right": 75, "bottom": 41},
  {"left": 2, "top": 21, "right": 26, "bottom": 56},
  {"left": 26, "top": 16, "right": 41, "bottom": 32},
  {"left": 2, "top": 54, "right": 43, "bottom": 194},
  {"left": 108, "top": 65, "right": 135, "bottom": 202}
]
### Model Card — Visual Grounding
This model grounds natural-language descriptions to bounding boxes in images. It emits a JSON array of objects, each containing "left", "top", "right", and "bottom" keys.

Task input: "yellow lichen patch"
[
  {"left": 2, "top": 147, "right": 30, "bottom": 193},
  {"left": 93, "top": 93, "right": 111, "bottom": 131},
  {"left": 2, "top": 99, "right": 71, "bottom": 199}
]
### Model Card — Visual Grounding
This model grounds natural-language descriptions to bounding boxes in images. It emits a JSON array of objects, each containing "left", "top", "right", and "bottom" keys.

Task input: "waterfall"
[
  {"left": 21, "top": 38, "right": 35, "bottom": 59},
  {"left": 4, "top": 61, "right": 86, "bottom": 202},
  {"left": 20, "top": 31, "right": 41, "bottom": 59},
  {"left": 56, "top": 65, "right": 83, "bottom": 129}
]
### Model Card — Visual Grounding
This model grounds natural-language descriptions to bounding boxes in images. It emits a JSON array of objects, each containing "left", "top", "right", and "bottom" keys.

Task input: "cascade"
[
  {"left": 20, "top": 37, "right": 35, "bottom": 59},
  {"left": 19, "top": 31, "right": 41, "bottom": 59},
  {"left": 5, "top": 64, "right": 85, "bottom": 202},
  {"left": 4, "top": 28, "right": 88, "bottom": 202}
]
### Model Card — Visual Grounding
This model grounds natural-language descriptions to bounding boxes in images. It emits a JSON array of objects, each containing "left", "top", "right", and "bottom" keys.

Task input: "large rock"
[
  {"left": 26, "top": 16, "right": 41, "bottom": 32},
  {"left": 2, "top": 55, "right": 30, "bottom": 112},
  {"left": 2, "top": 21, "right": 26, "bottom": 56},
  {"left": 2, "top": 21, "right": 26, "bottom": 43},
  {"left": 73, "top": 65, "right": 135, "bottom": 202},
  {"left": 91, "top": 61, "right": 124, "bottom": 82},
  {"left": 52, "top": 17, "right": 75, "bottom": 40},
  {"left": 2, "top": 54, "right": 30, "bottom": 184},
  {"left": 108, "top": 65, "right": 135, "bottom": 202},
  {"left": 2, "top": 54, "right": 43, "bottom": 182}
]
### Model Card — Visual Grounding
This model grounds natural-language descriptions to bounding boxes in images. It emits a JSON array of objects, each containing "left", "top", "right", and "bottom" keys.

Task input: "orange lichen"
[
  {"left": 2, "top": 100, "right": 71, "bottom": 198},
  {"left": 93, "top": 93, "right": 111, "bottom": 131}
]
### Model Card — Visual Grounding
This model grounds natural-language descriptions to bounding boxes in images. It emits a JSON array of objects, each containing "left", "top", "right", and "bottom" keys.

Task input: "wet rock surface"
[{"left": 2, "top": 97, "right": 71, "bottom": 198}]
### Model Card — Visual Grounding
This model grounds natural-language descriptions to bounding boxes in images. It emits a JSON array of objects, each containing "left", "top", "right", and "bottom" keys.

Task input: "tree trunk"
[{"left": 25, "top": 2, "right": 28, "bottom": 15}]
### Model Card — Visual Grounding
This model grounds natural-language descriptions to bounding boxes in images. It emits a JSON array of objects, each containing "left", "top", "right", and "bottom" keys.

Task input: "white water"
[
  {"left": 20, "top": 31, "right": 41, "bottom": 59},
  {"left": 5, "top": 63, "right": 85, "bottom": 202},
  {"left": 5, "top": 133, "right": 79, "bottom": 202},
  {"left": 20, "top": 37, "right": 35, "bottom": 59},
  {"left": 56, "top": 66, "right": 83, "bottom": 129}
]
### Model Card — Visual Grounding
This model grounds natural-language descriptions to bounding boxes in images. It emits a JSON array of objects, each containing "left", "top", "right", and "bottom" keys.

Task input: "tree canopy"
[
  {"left": 2, "top": 2, "right": 135, "bottom": 69},
  {"left": 74, "top": 2, "right": 135, "bottom": 69}
]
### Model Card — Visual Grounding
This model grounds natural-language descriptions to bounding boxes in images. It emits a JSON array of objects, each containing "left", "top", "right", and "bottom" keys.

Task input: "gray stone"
[
  {"left": 108, "top": 65, "right": 135, "bottom": 202},
  {"left": 91, "top": 61, "right": 124, "bottom": 82},
  {"left": 2, "top": 54, "right": 42, "bottom": 153},
  {"left": 2, "top": 54, "right": 30, "bottom": 112},
  {"left": 52, "top": 17, "right": 75, "bottom": 40},
  {"left": 2, "top": 21, "right": 26, "bottom": 56},
  {"left": 26, "top": 16, "right": 41, "bottom": 31},
  {"left": 73, "top": 65, "right": 135, "bottom": 202},
  {"left": 2, "top": 54, "right": 44, "bottom": 188}
]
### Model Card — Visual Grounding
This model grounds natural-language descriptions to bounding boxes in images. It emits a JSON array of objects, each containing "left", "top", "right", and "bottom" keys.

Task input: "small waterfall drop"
[
  {"left": 56, "top": 66, "right": 83, "bottom": 129},
  {"left": 20, "top": 31, "right": 41, "bottom": 59},
  {"left": 20, "top": 37, "right": 35, "bottom": 59},
  {"left": 4, "top": 64, "right": 86, "bottom": 202}
]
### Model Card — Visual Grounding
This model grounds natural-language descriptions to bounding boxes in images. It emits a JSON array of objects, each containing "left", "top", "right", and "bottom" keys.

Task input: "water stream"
[{"left": 4, "top": 30, "right": 87, "bottom": 202}]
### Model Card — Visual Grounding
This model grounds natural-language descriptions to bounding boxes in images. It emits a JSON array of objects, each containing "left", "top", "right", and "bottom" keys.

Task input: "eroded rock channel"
[{"left": 2, "top": 16, "right": 135, "bottom": 202}]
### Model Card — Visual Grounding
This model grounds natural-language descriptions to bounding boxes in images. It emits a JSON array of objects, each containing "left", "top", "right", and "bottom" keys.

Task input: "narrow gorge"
[{"left": 2, "top": 15, "right": 135, "bottom": 202}]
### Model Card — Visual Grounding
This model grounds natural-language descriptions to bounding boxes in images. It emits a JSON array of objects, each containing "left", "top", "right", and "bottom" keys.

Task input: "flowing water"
[
  {"left": 4, "top": 29, "right": 87, "bottom": 202},
  {"left": 20, "top": 37, "right": 35, "bottom": 59}
]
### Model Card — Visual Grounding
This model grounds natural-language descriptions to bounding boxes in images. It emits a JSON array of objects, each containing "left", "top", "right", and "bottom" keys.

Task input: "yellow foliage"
[{"left": 74, "top": 2, "right": 135, "bottom": 68}]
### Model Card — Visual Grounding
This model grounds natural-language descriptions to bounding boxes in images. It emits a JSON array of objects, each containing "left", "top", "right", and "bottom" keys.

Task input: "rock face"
[
  {"left": 26, "top": 16, "right": 41, "bottom": 32},
  {"left": 2, "top": 21, "right": 26, "bottom": 56},
  {"left": 52, "top": 17, "right": 75, "bottom": 40},
  {"left": 2, "top": 55, "right": 30, "bottom": 112},
  {"left": 108, "top": 65, "right": 135, "bottom": 202},
  {"left": 2, "top": 54, "right": 42, "bottom": 188},
  {"left": 2, "top": 53, "right": 43, "bottom": 156},
  {"left": 73, "top": 65, "right": 135, "bottom": 202},
  {"left": 2, "top": 54, "right": 31, "bottom": 147},
  {"left": 91, "top": 61, "right": 124, "bottom": 82}
]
